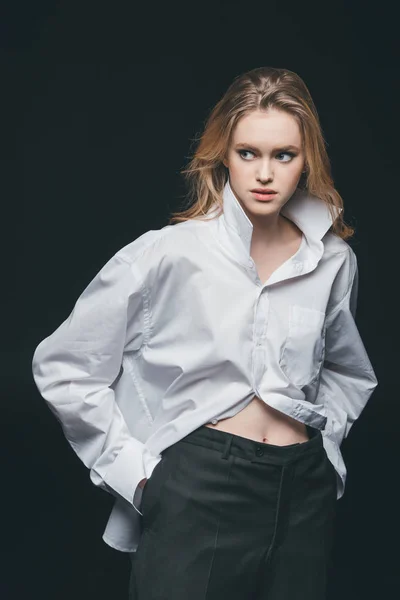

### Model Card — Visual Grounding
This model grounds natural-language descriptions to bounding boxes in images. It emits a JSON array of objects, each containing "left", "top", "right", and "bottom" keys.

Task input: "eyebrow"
[{"left": 234, "top": 143, "right": 301, "bottom": 152}]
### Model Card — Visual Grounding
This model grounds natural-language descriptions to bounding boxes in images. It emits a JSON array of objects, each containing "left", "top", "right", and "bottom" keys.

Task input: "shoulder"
[
  {"left": 322, "top": 231, "right": 357, "bottom": 268},
  {"left": 322, "top": 233, "right": 359, "bottom": 312},
  {"left": 114, "top": 220, "right": 205, "bottom": 265},
  {"left": 323, "top": 231, "right": 351, "bottom": 254}
]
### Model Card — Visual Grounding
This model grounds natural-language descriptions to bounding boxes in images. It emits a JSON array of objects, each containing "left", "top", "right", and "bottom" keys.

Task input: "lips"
[{"left": 251, "top": 189, "right": 277, "bottom": 194}]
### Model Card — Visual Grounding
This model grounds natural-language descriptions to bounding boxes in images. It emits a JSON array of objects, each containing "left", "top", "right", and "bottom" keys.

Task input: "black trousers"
[{"left": 129, "top": 424, "right": 337, "bottom": 600}]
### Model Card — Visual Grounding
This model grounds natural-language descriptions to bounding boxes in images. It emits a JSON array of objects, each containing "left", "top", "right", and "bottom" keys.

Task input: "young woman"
[{"left": 32, "top": 66, "right": 378, "bottom": 599}]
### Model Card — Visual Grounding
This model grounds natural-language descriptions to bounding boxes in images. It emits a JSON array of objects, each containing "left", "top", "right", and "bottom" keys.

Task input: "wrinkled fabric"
[{"left": 32, "top": 178, "right": 378, "bottom": 552}]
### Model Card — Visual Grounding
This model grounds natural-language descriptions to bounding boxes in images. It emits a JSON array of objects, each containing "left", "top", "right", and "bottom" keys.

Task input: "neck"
[{"left": 250, "top": 213, "right": 289, "bottom": 248}]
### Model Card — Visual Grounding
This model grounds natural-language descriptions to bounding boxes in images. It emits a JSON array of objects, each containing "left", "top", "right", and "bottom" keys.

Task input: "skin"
[{"left": 222, "top": 107, "right": 307, "bottom": 250}]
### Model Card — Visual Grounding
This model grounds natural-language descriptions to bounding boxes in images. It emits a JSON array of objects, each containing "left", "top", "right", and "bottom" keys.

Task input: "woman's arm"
[
  {"left": 32, "top": 251, "right": 147, "bottom": 513},
  {"left": 318, "top": 248, "right": 378, "bottom": 446}
]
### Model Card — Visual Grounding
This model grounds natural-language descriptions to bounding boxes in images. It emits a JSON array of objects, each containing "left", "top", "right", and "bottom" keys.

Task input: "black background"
[{"left": 3, "top": 1, "right": 398, "bottom": 598}]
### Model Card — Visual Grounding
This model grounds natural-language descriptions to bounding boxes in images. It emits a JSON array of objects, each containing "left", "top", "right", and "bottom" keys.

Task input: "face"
[{"left": 223, "top": 108, "right": 306, "bottom": 224}]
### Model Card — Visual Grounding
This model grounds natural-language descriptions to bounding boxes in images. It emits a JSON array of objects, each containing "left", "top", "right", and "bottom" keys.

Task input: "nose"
[{"left": 257, "top": 159, "right": 273, "bottom": 182}]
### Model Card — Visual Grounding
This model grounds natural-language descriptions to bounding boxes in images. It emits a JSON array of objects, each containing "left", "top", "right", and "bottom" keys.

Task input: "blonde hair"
[{"left": 169, "top": 66, "right": 354, "bottom": 240}]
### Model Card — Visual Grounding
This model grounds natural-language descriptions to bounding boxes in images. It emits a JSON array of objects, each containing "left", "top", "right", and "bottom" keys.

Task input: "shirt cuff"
[{"left": 103, "top": 438, "right": 147, "bottom": 513}]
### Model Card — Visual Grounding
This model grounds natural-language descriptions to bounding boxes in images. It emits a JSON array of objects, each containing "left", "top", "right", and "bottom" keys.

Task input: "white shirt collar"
[{"left": 221, "top": 177, "right": 342, "bottom": 257}]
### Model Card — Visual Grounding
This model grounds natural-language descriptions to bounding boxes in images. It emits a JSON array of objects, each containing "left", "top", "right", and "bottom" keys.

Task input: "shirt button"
[
  {"left": 255, "top": 445, "right": 264, "bottom": 456},
  {"left": 211, "top": 419, "right": 218, "bottom": 425}
]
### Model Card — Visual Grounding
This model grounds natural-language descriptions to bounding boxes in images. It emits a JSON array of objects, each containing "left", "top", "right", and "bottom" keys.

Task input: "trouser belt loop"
[{"left": 221, "top": 434, "right": 234, "bottom": 460}]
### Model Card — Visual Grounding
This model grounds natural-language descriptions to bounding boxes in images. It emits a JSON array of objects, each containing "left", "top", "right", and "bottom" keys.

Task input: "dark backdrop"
[{"left": 4, "top": 1, "right": 397, "bottom": 599}]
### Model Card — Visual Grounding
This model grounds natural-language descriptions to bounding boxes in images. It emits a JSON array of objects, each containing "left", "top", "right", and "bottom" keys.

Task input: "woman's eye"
[
  {"left": 238, "top": 150, "right": 255, "bottom": 160},
  {"left": 277, "top": 151, "right": 296, "bottom": 162},
  {"left": 238, "top": 150, "right": 296, "bottom": 162}
]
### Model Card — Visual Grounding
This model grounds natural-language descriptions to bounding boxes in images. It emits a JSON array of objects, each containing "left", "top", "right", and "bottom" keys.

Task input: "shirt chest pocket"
[{"left": 279, "top": 304, "right": 326, "bottom": 388}]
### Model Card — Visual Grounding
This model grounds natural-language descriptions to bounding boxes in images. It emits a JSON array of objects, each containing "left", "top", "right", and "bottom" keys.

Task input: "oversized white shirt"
[{"left": 32, "top": 179, "right": 378, "bottom": 552}]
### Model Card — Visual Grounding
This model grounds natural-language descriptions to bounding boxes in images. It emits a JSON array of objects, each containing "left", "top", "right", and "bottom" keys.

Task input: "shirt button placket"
[{"left": 255, "top": 291, "right": 268, "bottom": 348}]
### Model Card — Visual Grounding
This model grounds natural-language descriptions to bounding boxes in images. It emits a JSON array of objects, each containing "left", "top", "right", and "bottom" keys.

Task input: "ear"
[{"left": 222, "top": 158, "right": 229, "bottom": 168}]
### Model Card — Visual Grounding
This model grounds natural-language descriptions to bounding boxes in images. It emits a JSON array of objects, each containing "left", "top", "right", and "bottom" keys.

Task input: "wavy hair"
[{"left": 169, "top": 66, "right": 354, "bottom": 240}]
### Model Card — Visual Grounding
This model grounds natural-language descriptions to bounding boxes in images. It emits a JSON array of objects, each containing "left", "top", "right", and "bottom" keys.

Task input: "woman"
[{"left": 32, "top": 66, "right": 378, "bottom": 599}]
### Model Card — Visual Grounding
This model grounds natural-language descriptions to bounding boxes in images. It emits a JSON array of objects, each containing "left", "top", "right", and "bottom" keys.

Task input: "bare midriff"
[{"left": 205, "top": 395, "right": 310, "bottom": 445}]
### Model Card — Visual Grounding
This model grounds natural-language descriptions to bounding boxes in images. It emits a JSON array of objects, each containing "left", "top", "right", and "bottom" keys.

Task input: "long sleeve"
[
  {"left": 319, "top": 249, "right": 378, "bottom": 446},
  {"left": 32, "top": 252, "right": 147, "bottom": 512}
]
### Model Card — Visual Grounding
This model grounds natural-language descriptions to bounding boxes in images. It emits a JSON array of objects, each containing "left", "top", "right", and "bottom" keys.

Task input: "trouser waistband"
[{"left": 176, "top": 423, "right": 323, "bottom": 466}]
